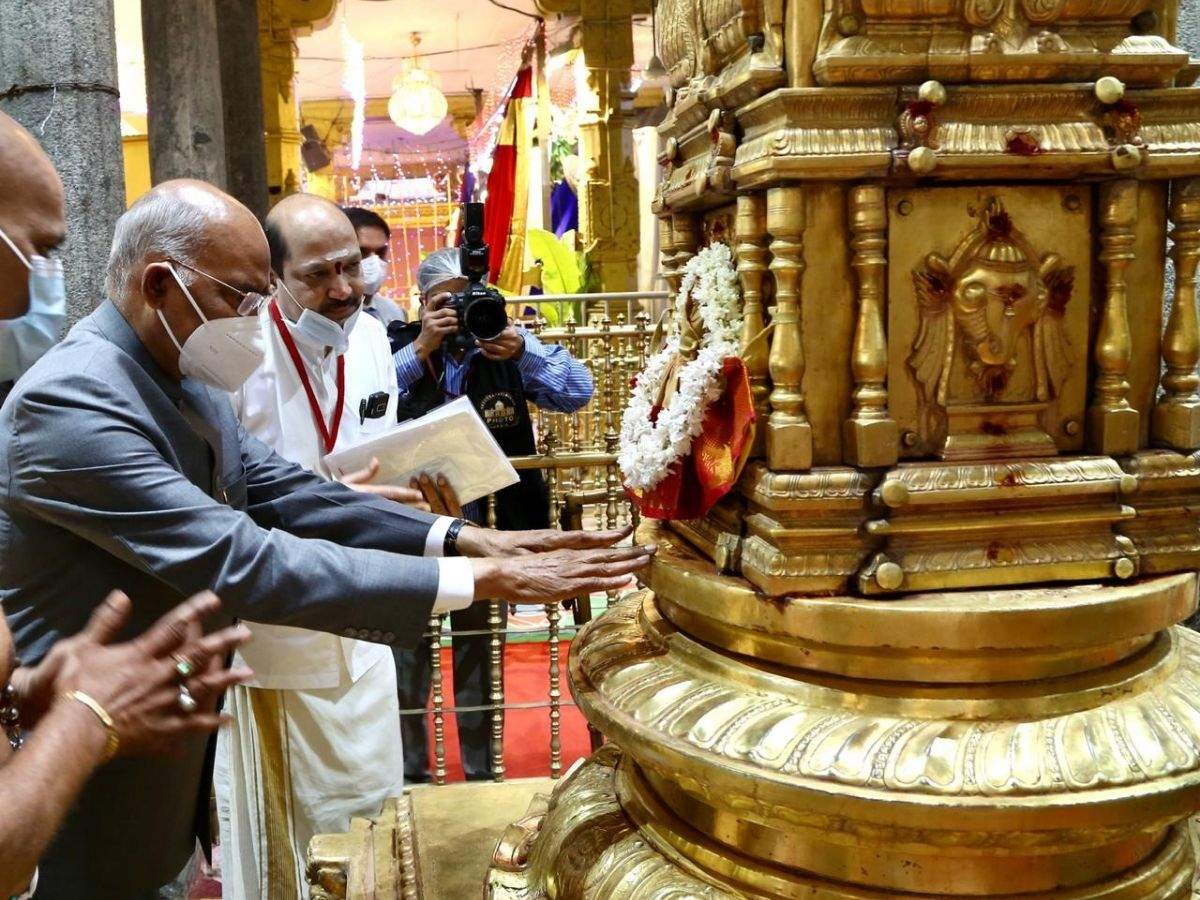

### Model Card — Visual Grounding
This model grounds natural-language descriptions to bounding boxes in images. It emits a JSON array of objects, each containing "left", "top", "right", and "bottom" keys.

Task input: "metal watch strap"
[{"left": 443, "top": 518, "right": 467, "bottom": 557}]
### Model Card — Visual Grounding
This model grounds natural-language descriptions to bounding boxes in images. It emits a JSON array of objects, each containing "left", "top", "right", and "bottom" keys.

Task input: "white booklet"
[{"left": 324, "top": 396, "right": 520, "bottom": 506}]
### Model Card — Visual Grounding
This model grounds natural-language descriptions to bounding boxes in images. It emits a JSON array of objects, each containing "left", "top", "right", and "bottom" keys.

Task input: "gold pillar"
[
  {"left": 576, "top": 0, "right": 639, "bottom": 292},
  {"left": 735, "top": 194, "right": 770, "bottom": 453},
  {"left": 1153, "top": 178, "right": 1200, "bottom": 450},
  {"left": 766, "top": 184, "right": 813, "bottom": 470},
  {"left": 844, "top": 183, "right": 898, "bottom": 467},
  {"left": 1089, "top": 179, "right": 1140, "bottom": 455},
  {"left": 258, "top": 0, "right": 334, "bottom": 206}
]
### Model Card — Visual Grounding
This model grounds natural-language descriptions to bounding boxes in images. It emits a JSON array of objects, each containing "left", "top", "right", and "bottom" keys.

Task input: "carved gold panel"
[{"left": 887, "top": 185, "right": 1092, "bottom": 459}]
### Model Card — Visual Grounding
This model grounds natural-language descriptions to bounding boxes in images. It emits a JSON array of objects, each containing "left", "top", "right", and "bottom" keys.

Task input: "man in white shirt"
[{"left": 214, "top": 195, "right": 447, "bottom": 898}]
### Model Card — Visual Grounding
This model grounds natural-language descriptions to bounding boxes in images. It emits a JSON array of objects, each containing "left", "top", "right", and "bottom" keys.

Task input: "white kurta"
[{"left": 215, "top": 307, "right": 404, "bottom": 900}]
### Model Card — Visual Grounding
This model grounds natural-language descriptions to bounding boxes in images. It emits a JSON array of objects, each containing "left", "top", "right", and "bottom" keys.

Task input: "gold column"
[
  {"left": 766, "top": 184, "right": 813, "bottom": 470},
  {"left": 736, "top": 194, "right": 771, "bottom": 455},
  {"left": 1153, "top": 178, "right": 1200, "bottom": 450},
  {"left": 576, "top": 0, "right": 640, "bottom": 292},
  {"left": 1088, "top": 179, "right": 1140, "bottom": 455},
  {"left": 258, "top": 0, "right": 334, "bottom": 206},
  {"left": 844, "top": 184, "right": 898, "bottom": 468}
]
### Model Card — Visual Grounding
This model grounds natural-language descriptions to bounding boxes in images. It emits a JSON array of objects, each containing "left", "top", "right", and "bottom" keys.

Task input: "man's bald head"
[
  {"left": 107, "top": 179, "right": 267, "bottom": 301},
  {"left": 0, "top": 110, "right": 66, "bottom": 319},
  {"left": 264, "top": 193, "right": 357, "bottom": 276},
  {"left": 107, "top": 179, "right": 271, "bottom": 382},
  {"left": 265, "top": 194, "right": 364, "bottom": 325}
]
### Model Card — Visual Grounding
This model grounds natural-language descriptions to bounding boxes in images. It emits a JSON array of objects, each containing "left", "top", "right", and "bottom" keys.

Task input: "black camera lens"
[{"left": 464, "top": 293, "right": 508, "bottom": 341}]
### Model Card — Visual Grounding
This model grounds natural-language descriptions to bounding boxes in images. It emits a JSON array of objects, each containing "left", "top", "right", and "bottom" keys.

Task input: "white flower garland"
[{"left": 619, "top": 242, "right": 742, "bottom": 492}]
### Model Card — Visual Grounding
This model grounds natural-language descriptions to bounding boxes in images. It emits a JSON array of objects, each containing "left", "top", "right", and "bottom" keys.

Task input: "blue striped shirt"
[{"left": 393, "top": 327, "right": 594, "bottom": 413}]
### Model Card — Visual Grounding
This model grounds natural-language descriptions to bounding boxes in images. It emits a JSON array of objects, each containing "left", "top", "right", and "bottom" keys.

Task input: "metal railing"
[{"left": 403, "top": 298, "right": 658, "bottom": 785}]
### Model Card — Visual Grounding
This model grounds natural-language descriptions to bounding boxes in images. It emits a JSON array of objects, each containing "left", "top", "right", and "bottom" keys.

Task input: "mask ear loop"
[
  {"left": 0, "top": 226, "right": 33, "bottom": 271},
  {"left": 166, "top": 263, "right": 211, "bottom": 324},
  {"left": 157, "top": 262, "right": 209, "bottom": 354},
  {"left": 276, "top": 279, "right": 306, "bottom": 322}
]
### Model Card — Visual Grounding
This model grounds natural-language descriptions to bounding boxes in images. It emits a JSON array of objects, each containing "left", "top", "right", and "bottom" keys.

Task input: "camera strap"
[{"left": 270, "top": 298, "right": 346, "bottom": 453}]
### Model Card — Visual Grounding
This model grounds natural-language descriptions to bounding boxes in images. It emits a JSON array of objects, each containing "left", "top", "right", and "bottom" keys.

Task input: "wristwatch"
[{"left": 443, "top": 518, "right": 468, "bottom": 557}]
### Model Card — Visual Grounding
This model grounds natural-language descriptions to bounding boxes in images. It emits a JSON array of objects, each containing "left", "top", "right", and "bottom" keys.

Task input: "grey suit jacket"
[{"left": 0, "top": 300, "right": 445, "bottom": 898}]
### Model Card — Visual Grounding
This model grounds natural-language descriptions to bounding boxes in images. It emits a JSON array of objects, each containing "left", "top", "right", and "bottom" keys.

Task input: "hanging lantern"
[{"left": 388, "top": 32, "right": 449, "bottom": 136}]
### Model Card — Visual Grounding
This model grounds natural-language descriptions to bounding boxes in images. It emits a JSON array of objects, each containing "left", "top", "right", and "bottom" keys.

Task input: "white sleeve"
[{"left": 433, "top": 558, "right": 475, "bottom": 612}]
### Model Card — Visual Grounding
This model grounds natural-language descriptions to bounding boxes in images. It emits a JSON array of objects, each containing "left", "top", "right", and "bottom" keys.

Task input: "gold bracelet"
[{"left": 61, "top": 690, "right": 120, "bottom": 763}]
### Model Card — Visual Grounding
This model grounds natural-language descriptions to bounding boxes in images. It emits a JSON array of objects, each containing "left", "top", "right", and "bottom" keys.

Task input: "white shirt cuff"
[
  {"left": 424, "top": 516, "right": 456, "bottom": 557},
  {"left": 433, "top": 558, "right": 475, "bottom": 613}
]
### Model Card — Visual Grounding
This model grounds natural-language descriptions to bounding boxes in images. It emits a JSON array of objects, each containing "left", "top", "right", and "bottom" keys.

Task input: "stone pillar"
[
  {"left": 217, "top": 0, "right": 269, "bottom": 221},
  {"left": 0, "top": 0, "right": 125, "bottom": 326},
  {"left": 142, "top": 0, "right": 228, "bottom": 188},
  {"left": 577, "top": 0, "right": 640, "bottom": 292}
]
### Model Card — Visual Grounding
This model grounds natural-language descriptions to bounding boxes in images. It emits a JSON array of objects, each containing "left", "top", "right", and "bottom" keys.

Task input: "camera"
[{"left": 447, "top": 202, "right": 508, "bottom": 352}]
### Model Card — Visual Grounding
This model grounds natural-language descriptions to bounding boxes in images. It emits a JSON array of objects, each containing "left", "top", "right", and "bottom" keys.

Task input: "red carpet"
[{"left": 427, "top": 640, "right": 593, "bottom": 782}]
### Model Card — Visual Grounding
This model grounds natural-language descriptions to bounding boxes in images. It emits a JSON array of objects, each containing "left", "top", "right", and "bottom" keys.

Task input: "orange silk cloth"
[{"left": 628, "top": 357, "right": 756, "bottom": 520}]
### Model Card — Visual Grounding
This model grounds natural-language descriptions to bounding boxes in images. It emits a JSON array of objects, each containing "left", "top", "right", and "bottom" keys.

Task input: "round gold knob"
[
  {"left": 1119, "top": 474, "right": 1138, "bottom": 495},
  {"left": 908, "top": 146, "right": 937, "bottom": 174},
  {"left": 878, "top": 480, "right": 910, "bottom": 508},
  {"left": 918, "top": 80, "right": 947, "bottom": 106},
  {"left": 1113, "top": 557, "right": 1136, "bottom": 579},
  {"left": 1111, "top": 144, "right": 1143, "bottom": 171},
  {"left": 876, "top": 562, "right": 905, "bottom": 591},
  {"left": 1095, "top": 76, "right": 1126, "bottom": 105},
  {"left": 664, "top": 137, "right": 679, "bottom": 164}
]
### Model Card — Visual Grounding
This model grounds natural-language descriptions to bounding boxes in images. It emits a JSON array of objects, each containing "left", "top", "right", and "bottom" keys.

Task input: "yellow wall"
[{"left": 122, "top": 135, "right": 151, "bottom": 208}]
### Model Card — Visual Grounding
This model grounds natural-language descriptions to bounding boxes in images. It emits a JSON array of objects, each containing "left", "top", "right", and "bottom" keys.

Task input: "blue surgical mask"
[
  {"left": 0, "top": 225, "right": 66, "bottom": 382},
  {"left": 277, "top": 281, "right": 360, "bottom": 355}
]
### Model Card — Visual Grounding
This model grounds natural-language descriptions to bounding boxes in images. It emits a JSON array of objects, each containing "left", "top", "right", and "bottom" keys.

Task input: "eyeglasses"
[{"left": 169, "top": 259, "right": 269, "bottom": 316}]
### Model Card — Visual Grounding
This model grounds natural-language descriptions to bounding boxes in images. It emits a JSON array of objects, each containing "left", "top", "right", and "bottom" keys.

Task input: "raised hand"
[{"left": 31, "top": 591, "right": 253, "bottom": 756}]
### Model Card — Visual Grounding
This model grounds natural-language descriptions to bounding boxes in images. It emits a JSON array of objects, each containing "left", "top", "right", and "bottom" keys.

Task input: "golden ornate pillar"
[
  {"left": 258, "top": 0, "right": 334, "bottom": 206},
  {"left": 484, "top": 0, "right": 1200, "bottom": 897},
  {"left": 540, "top": 0, "right": 645, "bottom": 292}
]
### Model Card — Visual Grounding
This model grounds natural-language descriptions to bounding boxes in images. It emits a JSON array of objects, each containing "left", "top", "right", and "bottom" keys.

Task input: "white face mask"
[
  {"left": 278, "top": 281, "right": 359, "bottom": 355},
  {"left": 157, "top": 264, "right": 265, "bottom": 392},
  {"left": 0, "top": 225, "right": 66, "bottom": 382},
  {"left": 359, "top": 253, "right": 389, "bottom": 297}
]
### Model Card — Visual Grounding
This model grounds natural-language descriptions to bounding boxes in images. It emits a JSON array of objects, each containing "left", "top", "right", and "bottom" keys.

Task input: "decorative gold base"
[
  {"left": 488, "top": 748, "right": 1197, "bottom": 899},
  {"left": 490, "top": 525, "right": 1200, "bottom": 897}
]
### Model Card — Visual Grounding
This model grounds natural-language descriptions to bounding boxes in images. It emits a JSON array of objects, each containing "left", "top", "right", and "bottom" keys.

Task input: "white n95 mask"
[
  {"left": 0, "top": 225, "right": 67, "bottom": 382},
  {"left": 359, "top": 253, "right": 389, "bottom": 296},
  {"left": 158, "top": 263, "right": 264, "bottom": 392},
  {"left": 278, "top": 281, "right": 359, "bottom": 355}
]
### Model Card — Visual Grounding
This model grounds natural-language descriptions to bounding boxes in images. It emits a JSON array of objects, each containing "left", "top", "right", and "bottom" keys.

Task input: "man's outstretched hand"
[
  {"left": 457, "top": 524, "right": 636, "bottom": 558},
  {"left": 471, "top": 542, "right": 654, "bottom": 605}
]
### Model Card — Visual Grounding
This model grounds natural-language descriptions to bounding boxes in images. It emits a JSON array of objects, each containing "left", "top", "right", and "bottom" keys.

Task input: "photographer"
[{"left": 388, "top": 245, "right": 592, "bottom": 782}]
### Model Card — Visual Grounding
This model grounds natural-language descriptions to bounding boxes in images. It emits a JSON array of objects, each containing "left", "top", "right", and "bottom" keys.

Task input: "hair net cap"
[{"left": 417, "top": 247, "right": 464, "bottom": 295}]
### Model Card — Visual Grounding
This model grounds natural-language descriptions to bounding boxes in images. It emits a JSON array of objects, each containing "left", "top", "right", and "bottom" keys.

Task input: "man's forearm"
[{"left": 0, "top": 700, "right": 106, "bottom": 896}]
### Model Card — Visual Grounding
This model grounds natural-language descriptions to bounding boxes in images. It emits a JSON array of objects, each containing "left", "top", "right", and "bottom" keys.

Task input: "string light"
[{"left": 340, "top": 16, "right": 366, "bottom": 169}]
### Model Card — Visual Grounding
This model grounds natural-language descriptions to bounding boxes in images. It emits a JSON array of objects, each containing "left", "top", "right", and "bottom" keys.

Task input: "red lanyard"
[{"left": 269, "top": 299, "right": 345, "bottom": 453}]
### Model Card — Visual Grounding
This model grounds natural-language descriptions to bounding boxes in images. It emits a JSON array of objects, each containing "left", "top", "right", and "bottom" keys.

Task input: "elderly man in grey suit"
[{"left": 0, "top": 179, "right": 651, "bottom": 900}]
